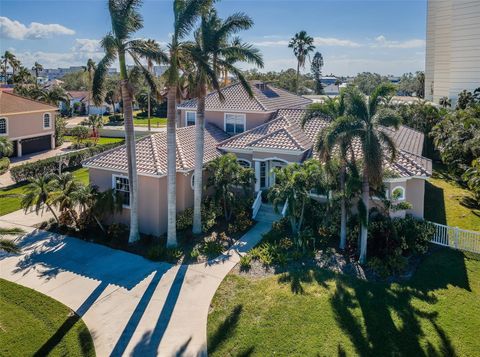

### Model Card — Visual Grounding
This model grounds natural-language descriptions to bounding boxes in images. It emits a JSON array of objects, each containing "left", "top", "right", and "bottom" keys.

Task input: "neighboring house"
[
  {"left": 65, "top": 91, "right": 111, "bottom": 115},
  {"left": 0, "top": 91, "right": 57, "bottom": 157},
  {"left": 177, "top": 81, "right": 312, "bottom": 134},
  {"left": 83, "top": 124, "right": 229, "bottom": 236},
  {"left": 85, "top": 81, "right": 431, "bottom": 236}
]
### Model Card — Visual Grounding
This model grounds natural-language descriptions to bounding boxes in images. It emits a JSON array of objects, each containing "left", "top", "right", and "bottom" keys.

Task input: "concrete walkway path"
[{"left": 0, "top": 220, "right": 270, "bottom": 356}]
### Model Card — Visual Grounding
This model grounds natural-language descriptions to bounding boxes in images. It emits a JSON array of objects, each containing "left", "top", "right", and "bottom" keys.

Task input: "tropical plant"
[
  {"left": 92, "top": 0, "right": 168, "bottom": 243},
  {"left": 1, "top": 51, "right": 15, "bottom": 84},
  {"left": 206, "top": 153, "right": 255, "bottom": 221},
  {"left": 35, "top": 86, "right": 69, "bottom": 106},
  {"left": 70, "top": 126, "right": 90, "bottom": 144},
  {"left": 31, "top": 61, "right": 43, "bottom": 85},
  {"left": 439, "top": 96, "right": 451, "bottom": 108},
  {"left": 339, "top": 84, "right": 401, "bottom": 263},
  {"left": 55, "top": 116, "right": 67, "bottom": 146},
  {"left": 163, "top": 0, "right": 212, "bottom": 246},
  {"left": 353, "top": 72, "right": 390, "bottom": 96},
  {"left": 20, "top": 175, "right": 59, "bottom": 222},
  {"left": 13, "top": 66, "right": 33, "bottom": 84},
  {"left": 288, "top": 30, "right": 315, "bottom": 94},
  {"left": 0, "top": 137, "right": 13, "bottom": 158},
  {"left": 456, "top": 89, "right": 475, "bottom": 110},
  {"left": 463, "top": 158, "right": 480, "bottom": 205},
  {"left": 50, "top": 172, "right": 82, "bottom": 225},
  {"left": 87, "top": 114, "right": 104, "bottom": 142},
  {"left": 189, "top": 8, "right": 263, "bottom": 234},
  {"left": 303, "top": 94, "right": 354, "bottom": 250},
  {"left": 0, "top": 227, "right": 25, "bottom": 254},
  {"left": 310, "top": 51, "right": 324, "bottom": 95},
  {"left": 85, "top": 59, "right": 96, "bottom": 115}
]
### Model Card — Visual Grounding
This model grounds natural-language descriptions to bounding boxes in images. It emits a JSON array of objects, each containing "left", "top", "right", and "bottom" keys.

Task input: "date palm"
[
  {"left": 189, "top": 9, "right": 263, "bottom": 234},
  {"left": 288, "top": 31, "right": 315, "bottom": 94},
  {"left": 20, "top": 175, "right": 59, "bottom": 223},
  {"left": 163, "top": 0, "right": 212, "bottom": 246},
  {"left": 303, "top": 94, "right": 353, "bottom": 250},
  {"left": 92, "top": 0, "right": 168, "bottom": 243},
  {"left": 31, "top": 61, "right": 43, "bottom": 85},
  {"left": 340, "top": 84, "right": 401, "bottom": 263},
  {"left": 1, "top": 51, "right": 15, "bottom": 84}
]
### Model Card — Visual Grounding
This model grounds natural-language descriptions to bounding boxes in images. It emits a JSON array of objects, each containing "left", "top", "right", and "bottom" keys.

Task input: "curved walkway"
[{"left": 0, "top": 219, "right": 270, "bottom": 357}]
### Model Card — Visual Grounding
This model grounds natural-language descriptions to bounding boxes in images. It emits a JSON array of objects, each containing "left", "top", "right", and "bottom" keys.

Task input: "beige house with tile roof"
[
  {"left": 0, "top": 91, "right": 57, "bottom": 157},
  {"left": 85, "top": 81, "right": 431, "bottom": 236}
]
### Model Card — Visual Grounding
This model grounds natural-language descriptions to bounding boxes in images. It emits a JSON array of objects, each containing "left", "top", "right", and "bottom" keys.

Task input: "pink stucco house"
[
  {"left": 0, "top": 91, "right": 57, "bottom": 157},
  {"left": 84, "top": 81, "right": 431, "bottom": 236}
]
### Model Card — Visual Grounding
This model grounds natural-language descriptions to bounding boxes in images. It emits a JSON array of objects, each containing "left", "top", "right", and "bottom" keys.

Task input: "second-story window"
[
  {"left": 43, "top": 113, "right": 51, "bottom": 129},
  {"left": 224, "top": 113, "right": 245, "bottom": 135},
  {"left": 0, "top": 118, "right": 6, "bottom": 134},
  {"left": 186, "top": 111, "right": 196, "bottom": 126}
]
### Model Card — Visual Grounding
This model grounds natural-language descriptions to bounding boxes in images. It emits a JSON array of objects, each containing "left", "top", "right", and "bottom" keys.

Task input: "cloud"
[
  {"left": 372, "top": 35, "right": 425, "bottom": 49},
  {"left": 253, "top": 36, "right": 361, "bottom": 48},
  {"left": 0, "top": 16, "right": 75, "bottom": 40},
  {"left": 72, "top": 39, "right": 102, "bottom": 53}
]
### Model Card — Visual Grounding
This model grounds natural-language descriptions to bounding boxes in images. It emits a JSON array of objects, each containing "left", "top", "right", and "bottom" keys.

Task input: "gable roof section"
[
  {"left": 0, "top": 91, "right": 58, "bottom": 115},
  {"left": 83, "top": 124, "right": 229, "bottom": 176},
  {"left": 178, "top": 81, "right": 312, "bottom": 112}
]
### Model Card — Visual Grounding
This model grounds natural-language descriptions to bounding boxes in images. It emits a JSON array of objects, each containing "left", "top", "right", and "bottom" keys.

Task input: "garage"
[{"left": 21, "top": 135, "right": 52, "bottom": 155}]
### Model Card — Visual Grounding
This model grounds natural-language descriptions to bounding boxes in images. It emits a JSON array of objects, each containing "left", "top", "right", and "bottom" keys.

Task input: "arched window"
[
  {"left": 237, "top": 159, "right": 251, "bottom": 168},
  {"left": 0, "top": 118, "right": 6, "bottom": 134},
  {"left": 43, "top": 113, "right": 51, "bottom": 129},
  {"left": 391, "top": 186, "right": 406, "bottom": 201}
]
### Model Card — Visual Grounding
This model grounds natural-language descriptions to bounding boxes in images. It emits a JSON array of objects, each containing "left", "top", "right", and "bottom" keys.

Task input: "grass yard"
[
  {"left": 208, "top": 248, "right": 480, "bottom": 356},
  {"left": 0, "top": 279, "right": 95, "bottom": 357},
  {"left": 425, "top": 165, "right": 480, "bottom": 231},
  {"left": 0, "top": 167, "right": 89, "bottom": 216},
  {"left": 64, "top": 136, "right": 124, "bottom": 145},
  {"left": 133, "top": 116, "right": 167, "bottom": 127}
]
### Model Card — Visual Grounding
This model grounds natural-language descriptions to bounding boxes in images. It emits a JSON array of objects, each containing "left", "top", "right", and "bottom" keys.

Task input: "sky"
[{"left": 0, "top": 0, "right": 428, "bottom": 76}]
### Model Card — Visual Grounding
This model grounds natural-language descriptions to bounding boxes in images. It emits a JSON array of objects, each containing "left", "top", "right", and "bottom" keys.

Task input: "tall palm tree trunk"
[
  {"left": 46, "top": 203, "right": 59, "bottom": 223},
  {"left": 192, "top": 84, "right": 207, "bottom": 234},
  {"left": 167, "top": 86, "right": 177, "bottom": 246},
  {"left": 339, "top": 162, "right": 347, "bottom": 250},
  {"left": 296, "top": 60, "right": 300, "bottom": 94},
  {"left": 359, "top": 169, "right": 369, "bottom": 264},
  {"left": 147, "top": 92, "right": 151, "bottom": 131},
  {"left": 119, "top": 52, "right": 140, "bottom": 243}
]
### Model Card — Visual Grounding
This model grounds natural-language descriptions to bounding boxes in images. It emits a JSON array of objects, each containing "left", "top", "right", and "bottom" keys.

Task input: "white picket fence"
[{"left": 428, "top": 221, "right": 480, "bottom": 254}]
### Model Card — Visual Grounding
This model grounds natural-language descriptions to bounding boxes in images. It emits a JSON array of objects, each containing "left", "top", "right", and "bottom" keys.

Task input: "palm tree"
[
  {"left": 303, "top": 94, "right": 353, "bottom": 250},
  {"left": 163, "top": 0, "right": 212, "bottom": 246},
  {"left": 87, "top": 114, "right": 104, "bottom": 142},
  {"left": 189, "top": 9, "right": 263, "bottom": 234},
  {"left": 20, "top": 175, "right": 59, "bottom": 222},
  {"left": 0, "top": 137, "right": 13, "bottom": 158},
  {"left": 439, "top": 96, "right": 451, "bottom": 108},
  {"left": 288, "top": 31, "right": 315, "bottom": 94},
  {"left": 31, "top": 61, "right": 43, "bottom": 85},
  {"left": 1, "top": 51, "right": 15, "bottom": 84},
  {"left": 86, "top": 59, "right": 96, "bottom": 115},
  {"left": 339, "top": 84, "right": 401, "bottom": 263},
  {"left": 36, "top": 86, "right": 69, "bottom": 106},
  {"left": 92, "top": 0, "right": 168, "bottom": 243},
  {"left": 14, "top": 66, "right": 33, "bottom": 84},
  {"left": 9, "top": 56, "right": 20, "bottom": 83}
]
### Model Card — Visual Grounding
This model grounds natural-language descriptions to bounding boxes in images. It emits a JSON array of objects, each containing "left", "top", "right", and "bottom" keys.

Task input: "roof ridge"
[
  {"left": 149, "top": 134, "right": 163, "bottom": 175},
  {"left": 250, "top": 85, "right": 268, "bottom": 111},
  {"left": 175, "top": 132, "right": 187, "bottom": 170},
  {"left": 284, "top": 123, "right": 311, "bottom": 148},
  {"left": 1, "top": 91, "right": 59, "bottom": 111}
]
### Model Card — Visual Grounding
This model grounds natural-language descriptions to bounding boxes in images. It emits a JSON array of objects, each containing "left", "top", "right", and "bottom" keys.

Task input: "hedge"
[
  {"left": 0, "top": 157, "right": 10, "bottom": 175},
  {"left": 10, "top": 142, "right": 123, "bottom": 183}
]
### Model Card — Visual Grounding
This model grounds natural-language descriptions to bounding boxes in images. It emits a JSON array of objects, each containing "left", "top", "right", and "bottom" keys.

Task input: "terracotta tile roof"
[
  {"left": 0, "top": 91, "right": 58, "bottom": 115},
  {"left": 220, "top": 108, "right": 431, "bottom": 178},
  {"left": 67, "top": 91, "right": 90, "bottom": 100},
  {"left": 83, "top": 124, "right": 229, "bottom": 176},
  {"left": 178, "top": 81, "right": 312, "bottom": 112}
]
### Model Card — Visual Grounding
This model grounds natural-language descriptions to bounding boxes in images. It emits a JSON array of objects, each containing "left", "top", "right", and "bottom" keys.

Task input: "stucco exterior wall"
[
  {"left": 405, "top": 178, "right": 425, "bottom": 218},
  {"left": 2, "top": 111, "right": 56, "bottom": 140},
  {"left": 179, "top": 110, "right": 272, "bottom": 131}
]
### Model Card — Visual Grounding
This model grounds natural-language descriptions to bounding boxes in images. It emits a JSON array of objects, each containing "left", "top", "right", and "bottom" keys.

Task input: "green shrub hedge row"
[
  {"left": 10, "top": 142, "right": 123, "bottom": 183},
  {"left": 0, "top": 157, "right": 10, "bottom": 175}
]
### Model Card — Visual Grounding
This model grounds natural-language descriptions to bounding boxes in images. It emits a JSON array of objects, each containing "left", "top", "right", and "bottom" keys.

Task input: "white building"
[{"left": 425, "top": 0, "right": 480, "bottom": 105}]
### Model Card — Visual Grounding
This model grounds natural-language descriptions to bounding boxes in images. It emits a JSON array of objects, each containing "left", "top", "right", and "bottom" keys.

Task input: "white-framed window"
[
  {"left": 0, "top": 117, "right": 7, "bottom": 135},
  {"left": 43, "top": 113, "right": 51, "bottom": 129},
  {"left": 224, "top": 113, "right": 246, "bottom": 135},
  {"left": 112, "top": 175, "right": 130, "bottom": 207},
  {"left": 391, "top": 186, "right": 405, "bottom": 201},
  {"left": 237, "top": 159, "right": 251, "bottom": 168},
  {"left": 259, "top": 161, "right": 267, "bottom": 189},
  {"left": 186, "top": 111, "right": 196, "bottom": 126}
]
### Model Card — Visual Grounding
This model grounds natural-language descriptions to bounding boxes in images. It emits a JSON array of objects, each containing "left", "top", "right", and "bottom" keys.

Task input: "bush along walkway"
[{"left": 0, "top": 220, "right": 271, "bottom": 357}]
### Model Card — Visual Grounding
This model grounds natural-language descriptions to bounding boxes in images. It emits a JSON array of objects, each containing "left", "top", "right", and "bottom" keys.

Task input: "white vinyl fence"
[{"left": 428, "top": 221, "right": 480, "bottom": 254}]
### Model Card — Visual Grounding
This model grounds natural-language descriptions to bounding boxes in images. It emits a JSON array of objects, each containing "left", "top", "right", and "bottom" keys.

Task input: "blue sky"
[{"left": 0, "top": 0, "right": 427, "bottom": 76}]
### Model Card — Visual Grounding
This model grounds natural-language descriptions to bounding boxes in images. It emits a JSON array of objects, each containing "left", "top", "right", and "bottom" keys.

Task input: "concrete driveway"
[{"left": 0, "top": 222, "right": 269, "bottom": 356}]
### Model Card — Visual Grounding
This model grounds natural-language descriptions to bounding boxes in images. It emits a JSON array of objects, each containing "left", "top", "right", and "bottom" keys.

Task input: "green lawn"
[
  {"left": 208, "top": 248, "right": 480, "bottom": 356},
  {"left": 64, "top": 136, "right": 124, "bottom": 145},
  {"left": 0, "top": 279, "right": 95, "bottom": 357},
  {"left": 0, "top": 167, "right": 89, "bottom": 216},
  {"left": 133, "top": 116, "right": 167, "bottom": 127},
  {"left": 425, "top": 167, "right": 480, "bottom": 231}
]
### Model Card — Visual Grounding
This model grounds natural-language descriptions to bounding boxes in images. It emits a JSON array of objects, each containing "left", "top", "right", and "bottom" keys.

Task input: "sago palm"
[
  {"left": 189, "top": 9, "right": 263, "bottom": 234},
  {"left": 163, "top": 0, "right": 212, "bottom": 246},
  {"left": 92, "top": 0, "right": 167, "bottom": 243},
  {"left": 341, "top": 84, "right": 401, "bottom": 263},
  {"left": 288, "top": 31, "right": 315, "bottom": 94}
]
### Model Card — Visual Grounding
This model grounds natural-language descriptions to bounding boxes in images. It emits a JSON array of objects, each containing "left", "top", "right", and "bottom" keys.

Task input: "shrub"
[
  {"left": 58, "top": 210, "right": 77, "bottom": 227},
  {"left": 176, "top": 208, "right": 193, "bottom": 231},
  {"left": 0, "top": 157, "right": 10, "bottom": 175},
  {"left": 249, "top": 242, "right": 287, "bottom": 267},
  {"left": 393, "top": 215, "right": 434, "bottom": 254},
  {"left": 176, "top": 202, "right": 219, "bottom": 233},
  {"left": 239, "top": 255, "right": 252, "bottom": 271},
  {"left": 201, "top": 240, "right": 224, "bottom": 257},
  {"left": 368, "top": 251, "right": 407, "bottom": 278},
  {"left": 107, "top": 223, "right": 129, "bottom": 243},
  {"left": 55, "top": 116, "right": 66, "bottom": 147},
  {"left": 70, "top": 126, "right": 90, "bottom": 143},
  {"left": 10, "top": 142, "right": 123, "bottom": 183},
  {"left": 146, "top": 245, "right": 182, "bottom": 262},
  {"left": 77, "top": 210, "right": 95, "bottom": 232},
  {"left": 109, "top": 114, "right": 124, "bottom": 124}
]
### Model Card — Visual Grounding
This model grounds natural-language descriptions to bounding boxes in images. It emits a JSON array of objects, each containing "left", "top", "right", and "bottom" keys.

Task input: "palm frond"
[
  {"left": 92, "top": 49, "right": 116, "bottom": 106},
  {"left": 374, "top": 107, "right": 401, "bottom": 129},
  {"left": 129, "top": 53, "right": 159, "bottom": 95},
  {"left": 344, "top": 86, "right": 369, "bottom": 122},
  {"left": 174, "top": 0, "right": 211, "bottom": 40},
  {"left": 127, "top": 39, "right": 169, "bottom": 64},
  {"left": 215, "top": 12, "right": 253, "bottom": 42},
  {"left": 219, "top": 42, "right": 264, "bottom": 68},
  {"left": 377, "top": 131, "right": 397, "bottom": 162},
  {"left": 218, "top": 59, "right": 252, "bottom": 98},
  {"left": 109, "top": 0, "right": 143, "bottom": 41},
  {"left": 368, "top": 82, "right": 396, "bottom": 116}
]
